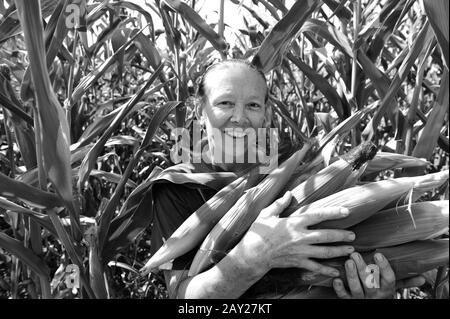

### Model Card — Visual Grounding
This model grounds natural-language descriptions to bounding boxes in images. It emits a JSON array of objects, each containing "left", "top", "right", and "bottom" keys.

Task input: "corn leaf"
[
  {"left": 68, "top": 25, "right": 149, "bottom": 107},
  {"left": 77, "top": 63, "right": 165, "bottom": 190},
  {"left": 47, "top": 209, "right": 95, "bottom": 299},
  {"left": 161, "top": 0, "right": 228, "bottom": 53},
  {"left": 301, "top": 19, "right": 353, "bottom": 58},
  {"left": 15, "top": 0, "right": 73, "bottom": 205},
  {"left": 76, "top": 102, "right": 146, "bottom": 148},
  {"left": 423, "top": 0, "right": 449, "bottom": 69},
  {"left": 0, "top": 88, "right": 34, "bottom": 126},
  {"left": 0, "top": 72, "right": 36, "bottom": 169},
  {"left": 0, "top": 232, "right": 51, "bottom": 296},
  {"left": 322, "top": 0, "right": 351, "bottom": 22},
  {"left": 412, "top": 70, "right": 449, "bottom": 159},
  {"left": 20, "top": 0, "right": 70, "bottom": 102},
  {"left": 0, "top": 0, "right": 59, "bottom": 43},
  {"left": 109, "top": 1, "right": 155, "bottom": 31},
  {"left": 97, "top": 101, "right": 181, "bottom": 252},
  {"left": 0, "top": 172, "right": 63, "bottom": 208},
  {"left": 265, "top": 0, "right": 288, "bottom": 14},
  {"left": 98, "top": 106, "right": 183, "bottom": 262},
  {"left": 362, "top": 21, "right": 435, "bottom": 141},
  {"left": 287, "top": 52, "right": 349, "bottom": 119},
  {"left": 0, "top": 197, "right": 56, "bottom": 234},
  {"left": 252, "top": 0, "right": 322, "bottom": 73}
]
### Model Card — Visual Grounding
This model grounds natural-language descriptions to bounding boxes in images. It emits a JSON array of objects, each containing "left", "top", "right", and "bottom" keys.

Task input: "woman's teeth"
[{"left": 224, "top": 130, "right": 247, "bottom": 138}]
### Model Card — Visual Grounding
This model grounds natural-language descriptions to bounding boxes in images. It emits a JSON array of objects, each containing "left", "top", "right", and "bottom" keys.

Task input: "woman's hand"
[
  {"left": 332, "top": 252, "right": 426, "bottom": 299},
  {"left": 239, "top": 191, "right": 356, "bottom": 278}
]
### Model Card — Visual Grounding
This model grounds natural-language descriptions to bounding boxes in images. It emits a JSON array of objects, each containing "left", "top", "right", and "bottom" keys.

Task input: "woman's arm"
[
  {"left": 165, "top": 192, "right": 356, "bottom": 299},
  {"left": 165, "top": 242, "right": 270, "bottom": 298}
]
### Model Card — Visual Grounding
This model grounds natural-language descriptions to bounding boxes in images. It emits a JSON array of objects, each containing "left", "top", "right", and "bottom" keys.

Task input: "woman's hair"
[{"left": 195, "top": 59, "right": 269, "bottom": 104}]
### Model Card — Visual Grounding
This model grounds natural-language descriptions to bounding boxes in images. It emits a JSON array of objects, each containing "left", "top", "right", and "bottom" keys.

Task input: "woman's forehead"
[{"left": 203, "top": 64, "right": 267, "bottom": 97}]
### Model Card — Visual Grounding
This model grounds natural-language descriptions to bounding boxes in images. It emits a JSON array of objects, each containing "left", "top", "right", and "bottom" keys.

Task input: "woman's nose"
[{"left": 230, "top": 104, "right": 248, "bottom": 125}]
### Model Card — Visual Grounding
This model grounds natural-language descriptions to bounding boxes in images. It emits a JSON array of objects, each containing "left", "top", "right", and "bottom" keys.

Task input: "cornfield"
[{"left": 0, "top": 0, "right": 448, "bottom": 299}]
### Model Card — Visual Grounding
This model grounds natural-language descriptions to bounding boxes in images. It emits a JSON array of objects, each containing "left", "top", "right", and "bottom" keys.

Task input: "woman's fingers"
[
  {"left": 374, "top": 253, "right": 396, "bottom": 286},
  {"left": 345, "top": 259, "right": 365, "bottom": 298},
  {"left": 259, "top": 191, "right": 292, "bottom": 218},
  {"left": 350, "top": 252, "right": 377, "bottom": 292},
  {"left": 299, "top": 259, "right": 341, "bottom": 278},
  {"left": 293, "top": 207, "right": 349, "bottom": 226},
  {"left": 309, "top": 245, "right": 354, "bottom": 259},
  {"left": 333, "top": 279, "right": 351, "bottom": 299},
  {"left": 396, "top": 276, "right": 426, "bottom": 289},
  {"left": 306, "top": 229, "right": 356, "bottom": 244}
]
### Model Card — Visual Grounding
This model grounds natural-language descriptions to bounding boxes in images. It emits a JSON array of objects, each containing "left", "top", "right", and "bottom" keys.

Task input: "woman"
[{"left": 140, "top": 59, "right": 424, "bottom": 299}]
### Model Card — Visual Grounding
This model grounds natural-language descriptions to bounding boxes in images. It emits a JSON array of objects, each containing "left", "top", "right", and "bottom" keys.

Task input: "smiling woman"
[
  {"left": 137, "top": 59, "right": 365, "bottom": 299},
  {"left": 195, "top": 60, "right": 271, "bottom": 171}
]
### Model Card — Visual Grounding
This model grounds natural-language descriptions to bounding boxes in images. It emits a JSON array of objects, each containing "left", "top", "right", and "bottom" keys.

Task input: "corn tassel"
[
  {"left": 291, "top": 170, "right": 449, "bottom": 229},
  {"left": 349, "top": 201, "right": 449, "bottom": 251},
  {"left": 188, "top": 144, "right": 312, "bottom": 276}
]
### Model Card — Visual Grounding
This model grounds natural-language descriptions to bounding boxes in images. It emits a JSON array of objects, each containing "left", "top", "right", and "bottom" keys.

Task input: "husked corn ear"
[
  {"left": 305, "top": 239, "right": 450, "bottom": 287},
  {"left": 188, "top": 144, "right": 312, "bottom": 277},
  {"left": 291, "top": 170, "right": 449, "bottom": 229},
  {"left": 363, "top": 152, "right": 430, "bottom": 176},
  {"left": 139, "top": 171, "right": 262, "bottom": 274},
  {"left": 349, "top": 201, "right": 449, "bottom": 251},
  {"left": 250, "top": 239, "right": 449, "bottom": 291}
]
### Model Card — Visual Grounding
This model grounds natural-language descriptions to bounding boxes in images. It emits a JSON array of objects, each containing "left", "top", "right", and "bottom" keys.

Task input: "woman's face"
[{"left": 199, "top": 63, "right": 269, "bottom": 167}]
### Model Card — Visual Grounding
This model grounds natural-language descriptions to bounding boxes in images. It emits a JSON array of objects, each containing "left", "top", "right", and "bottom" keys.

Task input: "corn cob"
[
  {"left": 305, "top": 239, "right": 450, "bottom": 287},
  {"left": 349, "top": 200, "right": 449, "bottom": 251},
  {"left": 139, "top": 170, "right": 262, "bottom": 274},
  {"left": 363, "top": 152, "right": 430, "bottom": 176},
  {"left": 281, "top": 142, "right": 377, "bottom": 217},
  {"left": 245, "top": 239, "right": 449, "bottom": 294},
  {"left": 188, "top": 144, "right": 312, "bottom": 276},
  {"left": 291, "top": 170, "right": 449, "bottom": 229}
]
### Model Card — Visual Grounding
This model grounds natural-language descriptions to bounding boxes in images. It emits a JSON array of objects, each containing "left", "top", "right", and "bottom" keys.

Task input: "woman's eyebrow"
[
  {"left": 246, "top": 96, "right": 265, "bottom": 101},
  {"left": 211, "top": 94, "right": 234, "bottom": 101}
]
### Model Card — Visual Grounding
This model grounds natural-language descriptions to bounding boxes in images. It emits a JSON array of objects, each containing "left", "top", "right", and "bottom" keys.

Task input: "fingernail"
[
  {"left": 348, "top": 232, "right": 356, "bottom": 241},
  {"left": 340, "top": 208, "right": 349, "bottom": 216},
  {"left": 334, "top": 279, "right": 342, "bottom": 286},
  {"left": 375, "top": 253, "right": 383, "bottom": 262},
  {"left": 352, "top": 252, "right": 361, "bottom": 261},
  {"left": 347, "top": 246, "right": 355, "bottom": 253},
  {"left": 346, "top": 260, "right": 354, "bottom": 270},
  {"left": 332, "top": 270, "right": 340, "bottom": 277}
]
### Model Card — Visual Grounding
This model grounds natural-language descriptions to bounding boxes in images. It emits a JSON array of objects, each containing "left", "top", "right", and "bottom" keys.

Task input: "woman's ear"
[{"left": 194, "top": 99, "right": 205, "bottom": 125}]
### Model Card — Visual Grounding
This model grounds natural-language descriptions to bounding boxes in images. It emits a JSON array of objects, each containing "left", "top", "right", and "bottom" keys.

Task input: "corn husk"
[
  {"left": 281, "top": 142, "right": 377, "bottom": 217},
  {"left": 245, "top": 239, "right": 449, "bottom": 294},
  {"left": 188, "top": 144, "right": 312, "bottom": 276},
  {"left": 350, "top": 200, "right": 449, "bottom": 251},
  {"left": 363, "top": 152, "right": 430, "bottom": 176},
  {"left": 292, "top": 170, "right": 449, "bottom": 229},
  {"left": 140, "top": 172, "right": 259, "bottom": 273}
]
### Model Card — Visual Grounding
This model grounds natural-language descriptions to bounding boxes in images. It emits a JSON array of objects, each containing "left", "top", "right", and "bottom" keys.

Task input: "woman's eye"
[
  {"left": 247, "top": 103, "right": 262, "bottom": 110},
  {"left": 218, "top": 101, "right": 234, "bottom": 107}
]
